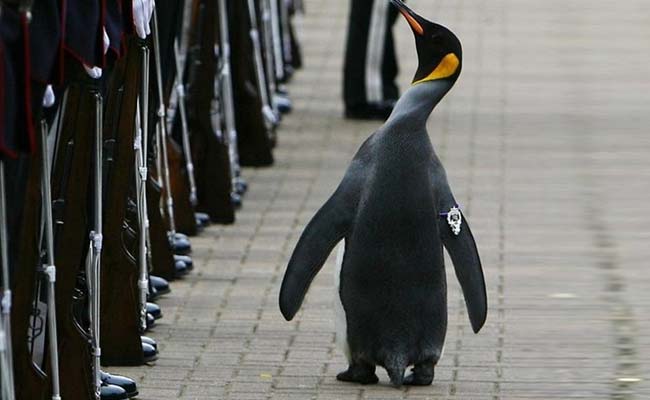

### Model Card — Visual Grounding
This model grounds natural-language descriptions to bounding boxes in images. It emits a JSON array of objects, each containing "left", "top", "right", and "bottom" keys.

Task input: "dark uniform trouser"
[{"left": 343, "top": 0, "right": 399, "bottom": 109}]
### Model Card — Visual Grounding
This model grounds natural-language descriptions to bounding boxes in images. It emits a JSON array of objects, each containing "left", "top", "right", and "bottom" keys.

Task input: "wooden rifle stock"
[
  {"left": 230, "top": 0, "right": 275, "bottom": 166},
  {"left": 146, "top": 28, "right": 185, "bottom": 280},
  {"left": 147, "top": 176, "right": 177, "bottom": 280},
  {"left": 167, "top": 135, "right": 197, "bottom": 236},
  {"left": 155, "top": 0, "right": 199, "bottom": 237},
  {"left": 48, "top": 74, "right": 96, "bottom": 400},
  {"left": 186, "top": 0, "right": 235, "bottom": 224},
  {"left": 99, "top": 39, "right": 145, "bottom": 366},
  {"left": 157, "top": 107, "right": 196, "bottom": 237},
  {"left": 9, "top": 154, "right": 49, "bottom": 400},
  {"left": 6, "top": 24, "right": 51, "bottom": 398}
]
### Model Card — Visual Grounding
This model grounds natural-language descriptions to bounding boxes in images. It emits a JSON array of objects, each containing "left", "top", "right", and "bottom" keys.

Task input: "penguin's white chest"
[{"left": 334, "top": 240, "right": 351, "bottom": 361}]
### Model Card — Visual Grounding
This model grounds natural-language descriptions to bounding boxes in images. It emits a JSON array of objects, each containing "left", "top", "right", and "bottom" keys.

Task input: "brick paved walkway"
[{"left": 108, "top": 0, "right": 650, "bottom": 398}]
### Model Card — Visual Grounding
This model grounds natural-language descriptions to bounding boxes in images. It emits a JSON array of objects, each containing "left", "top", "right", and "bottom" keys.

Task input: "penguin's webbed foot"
[
  {"left": 403, "top": 362, "right": 434, "bottom": 386},
  {"left": 336, "top": 363, "right": 379, "bottom": 385}
]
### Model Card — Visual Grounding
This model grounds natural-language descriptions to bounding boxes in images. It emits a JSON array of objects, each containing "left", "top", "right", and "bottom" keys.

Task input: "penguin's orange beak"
[{"left": 390, "top": 0, "right": 424, "bottom": 36}]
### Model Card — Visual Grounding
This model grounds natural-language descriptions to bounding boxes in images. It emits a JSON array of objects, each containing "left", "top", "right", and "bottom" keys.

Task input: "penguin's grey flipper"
[
  {"left": 279, "top": 192, "right": 353, "bottom": 321},
  {"left": 440, "top": 217, "right": 487, "bottom": 333},
  {"left": 280, "top": 149, "right": 371, "bottom": 321}
]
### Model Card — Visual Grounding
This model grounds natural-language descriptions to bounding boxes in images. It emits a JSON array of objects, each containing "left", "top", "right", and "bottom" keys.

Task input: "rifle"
[
  {"left": 166, "top": 124, "right": 197, "bottom": 236},
  {"left": 140, "top": 17, "right": 179, "bottom": 282},
  {"left": 279, "top": 0, "right": 294, "bottom": 77},
  {"left": 268, "top": 0, "right": 285, "bottom": 82},
  {"left": 0, "top": 159, "right": 17, "bottom": 400},
  {"left": 134, "top": 49, "right": 151, "bottom": 333},
  {"left": 217, "top": 0, "right": 247, "bottom": 196},
  {"left": 8, "top": 152, "right": 49, "bottom": 400},
  {"left": 160, "top": 135, "right": 197, "bottom": 239},
  {"left": 150, "top": 8, "right": 197, "bottom": 249},
  {"left": 85, "top": 91, "right": 103, "bottom": 399},
  {"left": 99, "top": 39, "right": 145, "bottom": 367},
  {"left": 146, "top": 177, "right": 178, "bottom": 281},
  {"left": 258, "top": 0, "right": 281, "bottom": 121},
  {"left": 246, "top": 0, "right": 278, "bottom": 132},
  {"left": 229, "top": 0, "right": 274, "bottom": 166},
  {"left": 151, "top": 10, "right": 178, "bottom": 243},
  {"left": 5, "top": 3, "right": 49, "bottom": 397},
  {"left": 170, "top": 40, "right": 199, "bottom": 235},
  {"left": 288, "top": 4, "right": 303, "bottom": 71},
  {"left": 186, "top": 0, "right": 235, "bottom": 224},
  {"left": 47, "top": 73, "right": 102, "bottom": 400},
  {"left": 37, "top": 116, "right": 61, "bottom": 400}
]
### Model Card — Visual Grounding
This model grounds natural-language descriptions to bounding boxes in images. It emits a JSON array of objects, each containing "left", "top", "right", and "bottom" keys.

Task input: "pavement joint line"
[
  {"left": 493, "top": 3, "right": 508, "bottom": 398},
  {"left": 580, "top": 171, "right": 640, "bottom": 399}
]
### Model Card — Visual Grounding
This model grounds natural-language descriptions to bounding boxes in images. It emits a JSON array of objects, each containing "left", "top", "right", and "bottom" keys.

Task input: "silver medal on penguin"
[{"left": 446, "top": 206, "right": 462, "bottom": 235}]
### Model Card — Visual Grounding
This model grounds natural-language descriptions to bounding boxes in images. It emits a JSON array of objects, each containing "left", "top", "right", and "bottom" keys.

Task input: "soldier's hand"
[
  {"left": 83, "top": 28, "right": 109, "bottom": 79},
  {"left": 43, "top": 85, "right": 55, "bottom": 108},
  {"left": 133, "top": 0, "right": 155, "bottom": 39}
]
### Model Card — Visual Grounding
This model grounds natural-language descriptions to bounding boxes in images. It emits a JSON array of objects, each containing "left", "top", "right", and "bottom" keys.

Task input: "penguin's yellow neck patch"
[{"left": 412, "top": 53, "right": 460, "bottom": 85}]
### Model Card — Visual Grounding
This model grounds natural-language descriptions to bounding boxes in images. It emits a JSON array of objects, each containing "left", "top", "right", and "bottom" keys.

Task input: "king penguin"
[{"left": 279, "top": 0, "right": 487, "bottom": 387}]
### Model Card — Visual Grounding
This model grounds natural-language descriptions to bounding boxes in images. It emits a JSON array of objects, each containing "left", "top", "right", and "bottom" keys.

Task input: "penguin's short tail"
[{"left": 385, "top": 355, "right": 408, "bottom": 387}]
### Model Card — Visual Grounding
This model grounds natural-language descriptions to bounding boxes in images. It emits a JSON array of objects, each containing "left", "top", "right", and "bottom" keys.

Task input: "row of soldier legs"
[{"left": 0, "top": 0, "right": 302, "bottom": 399}]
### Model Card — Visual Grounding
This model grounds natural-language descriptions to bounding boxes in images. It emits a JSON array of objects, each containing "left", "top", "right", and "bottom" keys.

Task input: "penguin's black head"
[{"left": 390, "top": 0, "right": 462, "bottom": 85}]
